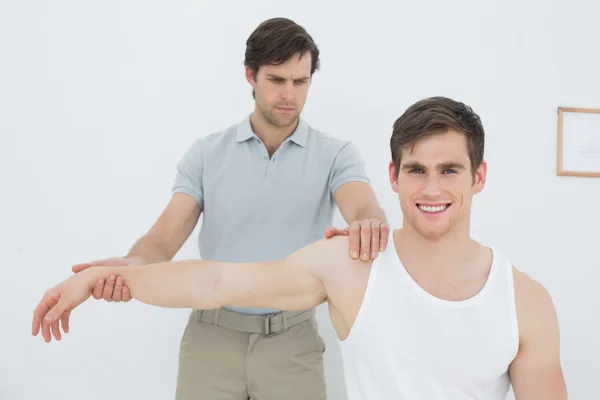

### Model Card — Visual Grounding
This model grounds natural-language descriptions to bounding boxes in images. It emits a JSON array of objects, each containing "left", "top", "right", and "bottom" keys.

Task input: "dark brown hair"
[
  {"left": 390, "top": 96, "right": 485, "bottom": 176},
  {"left": 244, "top": 18, "right": 320, "bottom": 77}
]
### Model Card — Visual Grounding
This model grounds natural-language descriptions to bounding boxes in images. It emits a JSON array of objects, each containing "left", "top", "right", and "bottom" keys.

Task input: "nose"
[
  {"left": 280, "top": 82, "right": 296, "bottom": 101},
  {"left": 421, "top": 175, "right": 443, "bottom": 197}
]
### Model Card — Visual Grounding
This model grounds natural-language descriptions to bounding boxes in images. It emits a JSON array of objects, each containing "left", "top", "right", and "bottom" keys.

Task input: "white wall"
[{"left": 1, "top": 1, "right": 598, "bottom": 399}]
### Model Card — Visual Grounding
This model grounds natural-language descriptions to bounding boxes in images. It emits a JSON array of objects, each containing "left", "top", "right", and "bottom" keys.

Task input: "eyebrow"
[
  {"left": 401, "top": 161, "right": 467, "bottom": 171},
  {"left": 265, "top": 74, "right": 309, "bottom": 81}
]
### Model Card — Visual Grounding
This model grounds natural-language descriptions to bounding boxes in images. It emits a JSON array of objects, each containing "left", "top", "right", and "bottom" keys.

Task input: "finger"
[
  {"left": 348, "top": 222, "right": 361, "bottom": 259},
  {"left": 359, "top": 221, "right": 372, "bottom": 261},
  {"left": 51, "top": 319, "right": 62, "bottom": 341},
  {"left": 112, "top": 277, "right": 123, "bottom": 302},
  {"left": 92, "top": 278, "right": 105, "bottom": 299},
  {"left": 42, "top": 314, "right": 53, "bottom": 342},
  {"left": 122, "top": 286, "right": 132, "bottom": 302},
  {"left": 61, "top": 310, "right": 71, "bottom": 334},
  {"left": 324, "top": 226, "right": 336, "bottom": 238},
  {"left": 43, "top": 300, "right": 69, "bottom": 343},
  {"left": 32, "top": 294, "right": 55, "bottom": 336},
  {"left": 370, "top": 220, "right": 381, "bottom": 259},
  {"left": 379, "top": 224, "right": 390, "bottom": 251},
  {"left": 102, "top": 274, "right": 116, "bottom": 301},
  {"left": 71, "top": 263, "right": 91, "bottom": 273}
]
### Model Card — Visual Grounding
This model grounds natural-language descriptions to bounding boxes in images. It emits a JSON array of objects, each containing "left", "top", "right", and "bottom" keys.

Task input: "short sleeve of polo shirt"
[
  {"left": 172, "top": 138, "right": 204, "bottom": 208},
  {"left": 329, "top": 142, "right": 371, "bottom": 195}
]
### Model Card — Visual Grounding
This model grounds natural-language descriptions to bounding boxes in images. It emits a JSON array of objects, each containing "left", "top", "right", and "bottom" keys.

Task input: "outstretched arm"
[
  {"left": 32, "top": 238, "right": 343, "bottom": 342},
  {"left": 509, "top": 269, "right": 567, "bottom": 399}
]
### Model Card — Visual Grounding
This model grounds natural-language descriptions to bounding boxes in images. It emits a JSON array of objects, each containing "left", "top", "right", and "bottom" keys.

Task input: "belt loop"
[
  {"left": 213, "top": 308, "right": 221, "bottom": 325},
  {"left": 282, "top": 312, "right": 289, "bottom": 331},
  {"left": 194, "top": 309, "right": 203, "bottom": 322}
]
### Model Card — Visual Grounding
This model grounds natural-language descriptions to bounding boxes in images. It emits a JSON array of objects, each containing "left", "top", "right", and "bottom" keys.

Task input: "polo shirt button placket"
[
  {"left": 264, "top": 154, "right": 270, "bottom": 180},
  {"left": 265, "top": 154, "right": 277, "bottom": 180}
]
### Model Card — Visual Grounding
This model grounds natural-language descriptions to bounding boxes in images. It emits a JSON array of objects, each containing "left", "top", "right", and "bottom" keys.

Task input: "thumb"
[
  {"left": 324, "top": 226, "right": 336, "bottom": 238},
  {"left": 72, "top": 257, "right": 128, "bottom": 273},
  {"left": 325, "top": 227, "right": 349, "bottom": 238},
  {"left": 71, "top": 263, "right": 90, "bottom": 273},
  {"left": 45, "top": 299, "right": 69, "bottom": 323},
  {"left": 90, "top": 257, "right": 130, "bottom": 267},
  {"left": 41, "top": 299, "right": 69, "bottom": 342}
]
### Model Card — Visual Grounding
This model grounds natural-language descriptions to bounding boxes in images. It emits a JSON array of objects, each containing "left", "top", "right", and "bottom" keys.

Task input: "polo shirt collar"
[{"left": 236, "top": 114, "right": 308, "bottom": 147}]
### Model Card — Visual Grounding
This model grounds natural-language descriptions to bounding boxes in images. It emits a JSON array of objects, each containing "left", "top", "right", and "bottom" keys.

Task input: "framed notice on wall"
[{"left": 557, "top": 107, "right": 600, "bottom": 177}]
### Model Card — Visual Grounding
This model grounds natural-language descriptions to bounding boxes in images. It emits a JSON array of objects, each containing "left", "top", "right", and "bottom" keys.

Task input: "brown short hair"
[
  {"left": 244, "top": 17, "right": 320, "bottom": 76},
  {"left": 390, "top": 96, "right": 485, "bottom": 176}
]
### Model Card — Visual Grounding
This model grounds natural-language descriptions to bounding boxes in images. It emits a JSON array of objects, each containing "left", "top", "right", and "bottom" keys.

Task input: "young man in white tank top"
[{"left": 33, "top": 96, "right": 567, "bottom": 399}]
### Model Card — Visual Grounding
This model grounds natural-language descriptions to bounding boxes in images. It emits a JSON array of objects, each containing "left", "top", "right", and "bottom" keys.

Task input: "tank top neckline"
[{"left": 388, "top": 230, "right": 500, "bottom": 309}]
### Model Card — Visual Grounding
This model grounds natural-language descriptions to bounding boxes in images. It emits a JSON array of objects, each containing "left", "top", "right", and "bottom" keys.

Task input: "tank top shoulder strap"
[{"left": 342, "top": 230, "right": 396, "bottom": 344}]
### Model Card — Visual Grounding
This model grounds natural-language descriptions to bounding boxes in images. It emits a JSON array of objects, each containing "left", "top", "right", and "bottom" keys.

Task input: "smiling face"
[
  {"left": 388, "top": 97, "right": 486, "bottom": 241},
  {"left": 390, "top": 129, "right": 487, "bottom": 241}
]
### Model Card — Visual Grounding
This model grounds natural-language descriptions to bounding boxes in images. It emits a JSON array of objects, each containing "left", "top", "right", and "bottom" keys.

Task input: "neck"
[
  {"left": 250, "top": 110, "right": 298, "bottom": 155},
  {"left": 394, "top": 219, "right": 482, "bottom": 275}
]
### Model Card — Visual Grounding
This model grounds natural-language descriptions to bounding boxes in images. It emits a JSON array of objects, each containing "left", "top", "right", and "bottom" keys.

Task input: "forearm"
[
  {"left": 84, "top": 260, "right": 224, "bottom": 309},
  {"left": 124, "top": 234, "right": 174, "bottom": 265}
]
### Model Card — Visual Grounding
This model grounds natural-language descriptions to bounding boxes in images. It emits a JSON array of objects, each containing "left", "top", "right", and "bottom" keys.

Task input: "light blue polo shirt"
[{"left": 172, "top": 115, "right": 370, "bottom": 315}]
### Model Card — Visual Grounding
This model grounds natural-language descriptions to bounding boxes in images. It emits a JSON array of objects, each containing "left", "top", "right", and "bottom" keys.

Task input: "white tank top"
[{"left": 338, "top": 234, "right": 520, "bottom": 400}]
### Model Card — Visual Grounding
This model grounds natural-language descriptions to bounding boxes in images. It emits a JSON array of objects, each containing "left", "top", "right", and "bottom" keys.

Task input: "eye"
[
  {"left": 409, "top": 168, "right": 424, "bottom": 174},
  {"left": 442, "top": 169, "right": 457, "bottom": 174}
]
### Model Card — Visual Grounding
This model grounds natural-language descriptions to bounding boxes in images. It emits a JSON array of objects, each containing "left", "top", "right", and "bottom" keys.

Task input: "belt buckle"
[{"left": 263, "top": 313, "right": 279, "bottom": 337}]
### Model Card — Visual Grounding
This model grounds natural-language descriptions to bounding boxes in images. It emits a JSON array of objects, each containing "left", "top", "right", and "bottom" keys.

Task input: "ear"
[
  {"left": 472, "top": 160, "right": 487, "bottom": 194},
  {"left": 245, "top": 66, "right": 257, "bottom": 86},
  {"left": 389, "top": 161, "right": 399, "bottom": 193}
]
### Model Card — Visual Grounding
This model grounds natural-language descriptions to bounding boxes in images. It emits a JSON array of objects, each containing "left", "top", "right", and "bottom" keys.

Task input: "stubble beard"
[{"left": 259, "top": 104, "right": 299, "bottom": 128}]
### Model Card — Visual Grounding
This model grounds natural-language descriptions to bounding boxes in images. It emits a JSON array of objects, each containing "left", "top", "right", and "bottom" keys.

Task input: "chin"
[
  {"left": 269, "top": 113, "right": 298, "bottom": 127},
  {"left": 279, "top": 116, "right": 299, "bottom": 127},
  {"left": 417, "top": 229, "right": 450, "bottom": 242},
  {"left": 411, "top": 219, "right": 453, "bottom": 241}
]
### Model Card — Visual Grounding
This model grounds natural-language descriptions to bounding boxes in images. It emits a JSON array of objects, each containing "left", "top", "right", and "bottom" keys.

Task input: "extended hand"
[
  {"left": 72, "top": 257, "right": 133, "bottom": 302},
  {"left": 32, "top": 272, "right": 96, "bottom": 342},
  {"left": 325, "top": 218, "right": 390, "bottom": 261}
]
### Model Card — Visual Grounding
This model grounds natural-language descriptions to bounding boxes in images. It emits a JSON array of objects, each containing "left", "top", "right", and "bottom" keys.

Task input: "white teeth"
[{"left": 419, "top": 204, "right": 448, "bottom": 213}]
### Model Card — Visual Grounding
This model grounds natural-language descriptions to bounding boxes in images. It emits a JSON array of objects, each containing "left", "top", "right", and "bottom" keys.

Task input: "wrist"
[{"left": 80, "top": 267, "right": 103, "bottom": 289}]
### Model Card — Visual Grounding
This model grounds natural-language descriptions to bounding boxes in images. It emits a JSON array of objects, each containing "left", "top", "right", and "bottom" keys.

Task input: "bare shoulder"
[
  {"left": 286, "top": 236, "right": 369, "bottom": 279},
  {"left": 508, "top": 269, "right": 567, "bottom": 398},
  {"left": 286, "top": 236, "right": 349, "bottom": 261},
  {"left": 512, "top": 266, "right": 558, "bottom": 336},
  {"left": 305, "top": 237, "right": 374, "bottom": 340},
  {"left": 513, "top": 266, "right": 554, "bottom": 308}
]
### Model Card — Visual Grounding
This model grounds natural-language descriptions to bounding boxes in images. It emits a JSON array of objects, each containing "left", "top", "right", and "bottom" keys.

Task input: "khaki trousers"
[{"left": 175, "top": 308, "right": 327, "bottom": 400}]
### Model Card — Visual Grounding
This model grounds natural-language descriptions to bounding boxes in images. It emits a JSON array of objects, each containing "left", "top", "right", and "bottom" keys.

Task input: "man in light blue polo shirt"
[{"left": 70, "top": 17, "right": 387, "bottom": 399}]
